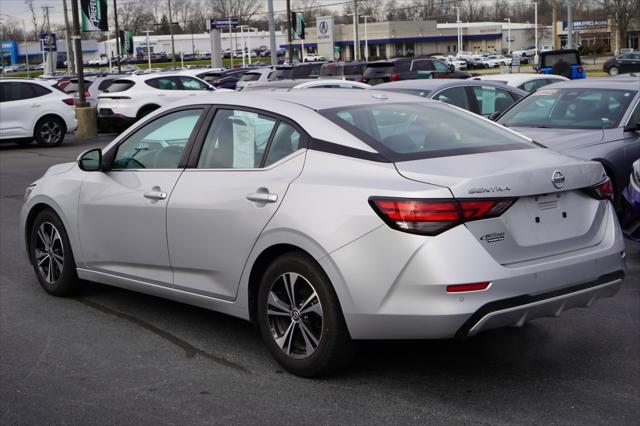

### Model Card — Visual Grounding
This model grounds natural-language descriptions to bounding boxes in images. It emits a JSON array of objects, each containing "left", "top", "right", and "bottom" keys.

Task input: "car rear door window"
[
  {"left": 521, "top": 79, "right": 550, "bottom": 92},
  {"left": 433, "top": 61, "right": 450, "bottom": 72},
  {"left": 113, "top": 108, "right": 204, "bottom": 169},
  {"left": 103, "top": 80, "right": 135, "bottom": 93},
  {"left": 197, "top": 109, "right": 277, "bottom": 169},
  {"left": 178, "top": 76, "right": 209, "bottom": 90},
  {"left": 146, "top": 77, "right": 179, "bottom": 90},
  {"left": 472, "top": 86, "right": 517, "bottom": 115},
  {"left": 264, "top": 122, "right": 302, "bottom": 166},
  {"left": 433, "top": 87, "right": 470, "bottom": 110},
  {"left": 0, "top": 82, "right": 41, "bottom": 102},
  {"left": 411, "top": 60, "right": 434, "bottom": 71}
]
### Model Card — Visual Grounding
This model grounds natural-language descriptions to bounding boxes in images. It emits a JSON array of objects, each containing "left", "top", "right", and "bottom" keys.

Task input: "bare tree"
[
  {"left": 601, "top": 0, "right": 640, "bottom": 49},
  {"left": 343, "top": 0, "right": 385, "bottom": 22},
  {"left": 293, "top": 0, "right": 333, "bottom": 26},
  {"left": 24, "top": 0, "right": 45, "bottom": 40},
  {"left": 207, "top": 0, "right": 262, "bottom": 25}
]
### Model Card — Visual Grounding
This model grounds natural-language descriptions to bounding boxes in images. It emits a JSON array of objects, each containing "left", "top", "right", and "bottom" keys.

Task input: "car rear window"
[
  {"left": 320, "top": 102, "right": 535, "bottom": 161},
  {"left": 239, "top": 73, "right": 261, "bottom": 82},
  {"left": 103, "top": 80, "right": 135, "bottom": 93},
  {"left": 271, "top": 68, "right": 293, "bottom": 80},
  {"left": 98, "top": 79, "right": 117, "bottom": 91},
  {"left": 498, "top": 87, "right": 637, "bottom": 129},
  {"left": 541, "top": 52, "right": 580, "bottom": 68},
  {"left": 320, "top": 64, "right": 342, "bottom": 77},
  {"left": 363, "top": 63, "right": 394, "bottom": 77},
  {"left": 375, "top": 88, "right": 432, "bottom": 97},
  {"left": 344, "top": 64, "right": 365, "bottom": 75}
]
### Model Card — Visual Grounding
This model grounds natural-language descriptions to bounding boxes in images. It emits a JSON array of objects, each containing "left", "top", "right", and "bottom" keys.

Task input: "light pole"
[
  {"left": 504, "top": 17, "right": 511, "bottom": 54},
  {"left": 239, "top": 25, "right": 248, "bottom": 67},
  {"left": 532, "top": 2, "right": 538, "bottom": 64},
  {"left": 167, "top": 0, "right": 176, "bottom": 68},
  {"left": 361, "top": 15, "right": 369, "bottom": 61},
  {"left": 455, "top": 7, "right": 462, "bottom": 54},
  {"left": 347, "top": 13, "right": 357, "bottom": 61},
  {"left": 22, "top": 20, "right": 30, "bottom": 77},
  {"left": 144, "top": 30, "right": 154, "bottom": 70}
]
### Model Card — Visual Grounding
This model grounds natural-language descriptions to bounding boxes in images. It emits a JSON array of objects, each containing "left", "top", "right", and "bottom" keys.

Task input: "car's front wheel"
[
  {"left": 257, "top": 252, "right": 355, "bottom": 377},
  {"left": 608, "top": 66, "right": 619, "bottom": 76},
  {"left": 29, "top": 209, "right": 83, "bottom": 296}
]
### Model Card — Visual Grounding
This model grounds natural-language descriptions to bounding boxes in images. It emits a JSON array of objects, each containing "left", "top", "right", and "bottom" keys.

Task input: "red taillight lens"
[
  {"left": 446, "top": 282, "right": 490, "bottom": 293},
  {"left": 584, "top": 177, "right": 614, "bottom": 201},
  {"left": 62, "top": 98, "right": 75, "bottom": 105},
  {"left": 390, "top": 72, "right": 400, "bottom": 81},
  {"left": 369, "top": 197, "right": 515, "bottom": 235},
  {"left": 84, "top": 90, "right": 90, "bottom": 97}
]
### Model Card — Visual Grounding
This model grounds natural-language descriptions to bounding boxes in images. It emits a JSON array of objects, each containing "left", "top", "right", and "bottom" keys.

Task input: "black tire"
[
  {"left": 29, "top": 209, "right": 83, "bottom": 296},
  {"left": 34, "top": 116, "right": 66, "bottom": 147},
  {"left": 257, "top": 252, "right": 355, "bottom": 377},
  {"left": 608, "top": 66, "right": 619, "bottom": 76}
]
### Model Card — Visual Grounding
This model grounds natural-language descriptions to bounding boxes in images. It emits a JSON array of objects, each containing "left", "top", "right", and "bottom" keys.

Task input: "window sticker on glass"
[{"left": 231, "top": 118, "right": 256, "bottom": 168}]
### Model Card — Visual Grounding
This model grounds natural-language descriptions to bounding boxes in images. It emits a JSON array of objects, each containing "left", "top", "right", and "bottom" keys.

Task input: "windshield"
[
  {"left": 321, "top": 64, "right": 343, "bottom": 77},
  {"left": 271, "top": 68, "right": 292, "bottom": 80},
  {"left": 498, "top": 87, "right": 637, "bottom": 129},
  {"left": 321, "top": 102, "right": 536, "bottom": 160},
  {"left": 541, "top": 52, "right": 580, "bottom": 67}
]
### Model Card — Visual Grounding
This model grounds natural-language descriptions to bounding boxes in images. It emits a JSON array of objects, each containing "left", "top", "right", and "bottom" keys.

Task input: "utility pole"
[
  {"left": 167, "top": 0, "right": 177, "bottom": 68},
  {"left": 533, "top": 2, "right": 538, "bottom": 65},
  {"left": 267, "top": 0, "right": 277, "bottom": 65},
  {"left": 455, "top": 7, "right": 462, "bottom": 54},
  {"left": 113, "top": 0, "right": 122, "bottom": 73},
  {"left": 348, "top": 13, "right": 357, "bottom": 60},
  {"left": 361, "top": 15, "right": 369, "bottom": 61},
  {"left": 286, "top": 0, "right": 294, "bottom": 63},
  {"left": 144, "top": 29, "right": 154, "bottom": 70},
  {"left": 70, "top": 0, "right": 96, "bottom": 138},
  {"left": 23, "top": 20, "right": 30, "bottom": 78},
  {"left": 504, "top": 17, "right": 511, "bottom": 54},
  {"left": 62, "top": 0, "right": 75, "bottom": 74},
  {"left": 566, "top": 0, "right": 573, "bottom": 49},
  {"left": 42, "top": 6, "right": 54, "bottom": 74}
]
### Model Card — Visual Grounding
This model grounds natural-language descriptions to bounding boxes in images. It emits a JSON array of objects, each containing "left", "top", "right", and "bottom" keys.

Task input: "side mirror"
[
  {"left": 488, "top": 111, "right": 502, "bottom": 121},
  {"left": 449, "top": 64, "right": 455, "bottom": 72},
  {"left": 624, "top": 121, "right": 640, "bottom": 132},
  {"left": 77, "top": 148, "right": 102, "bottom": 171}
]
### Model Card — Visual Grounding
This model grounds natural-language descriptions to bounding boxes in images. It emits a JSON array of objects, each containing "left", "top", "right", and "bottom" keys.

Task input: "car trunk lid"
[{"left": 395, "top": 149, "right": 610, "bottom": 264}]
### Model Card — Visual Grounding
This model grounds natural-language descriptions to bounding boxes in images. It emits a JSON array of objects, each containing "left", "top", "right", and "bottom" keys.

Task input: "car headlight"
[{"left": 24, "top": 184, "right": 36, "bottom": 202}]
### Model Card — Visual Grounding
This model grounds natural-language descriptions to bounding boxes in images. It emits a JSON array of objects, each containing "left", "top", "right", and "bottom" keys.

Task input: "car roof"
[
  {"left": 543, "top": 77, "right": 640, "bottom": 90},
  {"left": 472, "top": 73, "right": 568, "bottom": 84},
  {"left": 373, "top": 79, "right": 523, "bottom": 92}
]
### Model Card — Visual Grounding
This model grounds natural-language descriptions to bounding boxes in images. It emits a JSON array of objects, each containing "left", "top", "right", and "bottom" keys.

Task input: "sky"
[{"left": 0, "top": 0, "right": 295, "bottom": 27}]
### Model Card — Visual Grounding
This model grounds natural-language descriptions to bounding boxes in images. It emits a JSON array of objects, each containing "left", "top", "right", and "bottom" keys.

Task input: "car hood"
[{"left": 508, "top": 127, "right": 605, "bottom": 151}]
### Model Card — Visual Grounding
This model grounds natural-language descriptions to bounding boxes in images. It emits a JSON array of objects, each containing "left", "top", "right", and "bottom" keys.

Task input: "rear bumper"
[
  {"left": 456, "top": 271, "right": 623, "bottom": 337},
  {"left": 97, "top": 113, "right": 136, "bottom": 130},
  {"left": 325, "top": 202, "right": 626, "bottom": 340}
]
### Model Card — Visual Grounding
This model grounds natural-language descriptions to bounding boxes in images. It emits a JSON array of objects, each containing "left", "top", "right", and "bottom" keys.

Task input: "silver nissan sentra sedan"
[{"left": 20, "top": 90, "right": 626, "bottom": 377}]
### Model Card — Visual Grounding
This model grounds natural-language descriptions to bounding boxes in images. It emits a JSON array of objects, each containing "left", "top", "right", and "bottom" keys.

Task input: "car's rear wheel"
[
  {"left": 137, "top": 105, "right": 159, "bottom": 120},
  {"left": 34, "top": 116, "right": 65, "bottom": 147},
  {"left": 29, "top": 209, "right": 83, "bottom": 296},
  {"left": 608, "top": 66, "right": 619, "bottom": 76},
  {"left": 257, "top": 252, "right": 355, "bottom": 377}
]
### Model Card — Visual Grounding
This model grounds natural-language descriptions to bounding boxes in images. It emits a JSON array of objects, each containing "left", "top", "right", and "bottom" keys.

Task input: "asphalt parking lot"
[{"left": 1, "top": 136, "right": 638, "bottom": 424}]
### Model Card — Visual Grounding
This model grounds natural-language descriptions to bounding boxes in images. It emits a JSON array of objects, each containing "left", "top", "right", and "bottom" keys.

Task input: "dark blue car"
[
  {"left": 536, "top": 49, "right": 586, "bottom": 79},
  {"left": 622, "top": 159, "right": 640, "bottom": 241}
]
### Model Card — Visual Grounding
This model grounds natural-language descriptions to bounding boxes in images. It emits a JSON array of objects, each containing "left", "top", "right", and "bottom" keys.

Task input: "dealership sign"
[
  {"left": 209, "top": 18, "right": 238, "bottom": 30},
  {"left": 317, "top": 16, "right": 333, "bottom": 41},
  {"left": 563, "top": 19, "right": 608, "bottom": 31},
  {"left": 39, "top": 32, "right": 57, "bottom": 52}
]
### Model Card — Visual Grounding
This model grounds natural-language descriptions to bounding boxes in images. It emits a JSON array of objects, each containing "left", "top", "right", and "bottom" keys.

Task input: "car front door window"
[
  {"left": 197, "top": 109, "right": 277, "bottom": 169},
  {"left": 433, "top": 87, "right": 470, "bottom": 110},
  {"left": 179, "top": 77, "right": 209, "bottom": 90},
  {"left": 472, "top": 86, "right": 517, "bottom": 116},
  {"left": 114, "top": 108, "right": 204, "bottom": 169}
]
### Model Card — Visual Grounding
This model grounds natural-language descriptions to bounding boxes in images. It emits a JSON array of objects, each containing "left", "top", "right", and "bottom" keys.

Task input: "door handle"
[
  {"left": 246, "top": 192, "right": 278, "bottom": 203},
  {"left": 144, "top": 191, "right": 167, "bottom": 200},
  {"left": 30, "top": 104, "right": 41, "bottom": 107}
]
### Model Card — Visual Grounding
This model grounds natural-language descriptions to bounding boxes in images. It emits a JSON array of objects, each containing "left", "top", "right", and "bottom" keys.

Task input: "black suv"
[
  {"left": 362, "top": 57, "right": 474, "bottom": 85},
  {"left": 269, "top": 62, "right": 325, "bottom": 80}
]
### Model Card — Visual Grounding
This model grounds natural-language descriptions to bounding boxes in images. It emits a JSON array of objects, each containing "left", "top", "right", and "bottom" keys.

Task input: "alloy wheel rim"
[
  {"left": 40, "top": 121, "right": 62, "bottom": 145},
  {"left": 266, "top": 272, "right": 323, "bottom": 359},
  {"left": 34, "top": 222, "right": 64, "bottom": 283}
]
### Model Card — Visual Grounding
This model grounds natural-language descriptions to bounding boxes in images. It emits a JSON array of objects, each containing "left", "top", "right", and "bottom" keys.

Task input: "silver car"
[{"left": 20, "top": 91, "right": 626, "bottom": 377}]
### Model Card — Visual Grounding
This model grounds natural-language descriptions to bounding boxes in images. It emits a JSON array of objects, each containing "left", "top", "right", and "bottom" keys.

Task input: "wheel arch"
[
  {"left": 136, "top": 104, "right": 161, "bottom": 119},
  {"left": 33, "top": 113, "right": 67, "bottom": 139}
]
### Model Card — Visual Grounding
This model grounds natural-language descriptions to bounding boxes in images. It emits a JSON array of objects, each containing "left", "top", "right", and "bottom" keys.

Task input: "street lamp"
[
  {"left": 455, "top": 7, "right": 462, "bottom": 54},
  {"left": 360, "top": 15, "right": 369, "bottom": 61},
  {"left": 239, "top": 25, "right": 249, "bottom": 67},
  {"left": 504, "top": 17, "right": 511, "bottom": 55},
  {"left": 144, "top": 29, "right": 154, "bottom": 70}
]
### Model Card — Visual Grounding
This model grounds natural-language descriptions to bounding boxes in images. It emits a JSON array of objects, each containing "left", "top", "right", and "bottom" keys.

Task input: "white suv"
[
  {"left": 0, "top": 78, "right": 77, "bottom": 147},
  {"left": 97, "top": 73, "right": 218, "bottom": 131}
]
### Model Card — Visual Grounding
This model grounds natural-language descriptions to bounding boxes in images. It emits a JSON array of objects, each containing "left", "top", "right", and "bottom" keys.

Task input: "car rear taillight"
[
  {"left": 369, "top": 197, "right": 516, "bottom": 236},
  {"left": 62, "top": 98, "right": 75, "bottom": 106},
  {"left": 583, "top": 177, "right": 614, "bottom": 201},
  {"left": 390, "top": 72, "right": 400, "bottom": 81},
  {"left": 84, "top": 90, "right": 90, "bottom": 97}
]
